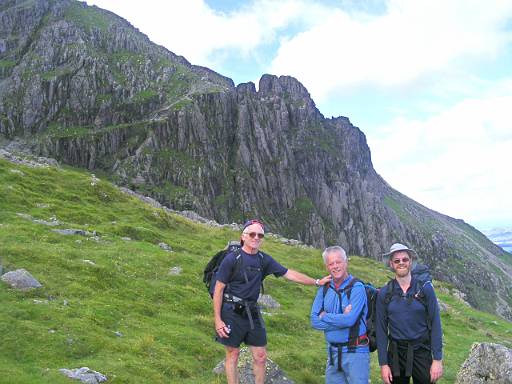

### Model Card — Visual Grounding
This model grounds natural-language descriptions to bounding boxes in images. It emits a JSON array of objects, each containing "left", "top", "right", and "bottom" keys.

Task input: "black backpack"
[
  {"left": 321, "top": 277, "right": 378, "bottom": 352},
  {"left": 203, "top": 241, "right": 265, "bottom": 298}
]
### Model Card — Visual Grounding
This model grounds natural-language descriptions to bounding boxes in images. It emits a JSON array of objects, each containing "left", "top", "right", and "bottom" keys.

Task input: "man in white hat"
[{"left": 376, "top": 243, "right": 443, "bottom": 384}]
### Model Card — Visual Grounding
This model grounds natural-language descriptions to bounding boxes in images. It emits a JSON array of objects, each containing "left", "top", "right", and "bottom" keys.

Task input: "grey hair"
[{"left": 322, "top": 246, "right": 347, "bottom": 264}]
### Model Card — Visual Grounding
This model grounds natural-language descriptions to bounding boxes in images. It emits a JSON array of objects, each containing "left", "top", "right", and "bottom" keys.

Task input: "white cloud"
[
  {"left": 268, "top": 0, "right": 512, "bottom": 102},
  {"left": 368, "top": 79, "right": 512, "bottom": 227},
  {"left": 86, "top": 0, "right": 324, "bottom": 68}
]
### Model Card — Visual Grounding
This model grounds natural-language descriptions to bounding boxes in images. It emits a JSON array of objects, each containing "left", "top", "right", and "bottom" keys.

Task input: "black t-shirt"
[{"left": 217, "top": 249, "right": 288, "bottom": 301}]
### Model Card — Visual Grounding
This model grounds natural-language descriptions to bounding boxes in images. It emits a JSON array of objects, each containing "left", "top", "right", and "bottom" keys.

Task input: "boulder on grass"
[
  {"left": 1, "top": 269, "right": 42, "bottom": 290},
  {"left": 456, "top": 342, "right": 512, "bottom": 383},
  {"left": 59, "top": 367, "right": 107, "bottom": 384},
  {"left": 258, "top": 294, "right": 281, "bottom": 311}
]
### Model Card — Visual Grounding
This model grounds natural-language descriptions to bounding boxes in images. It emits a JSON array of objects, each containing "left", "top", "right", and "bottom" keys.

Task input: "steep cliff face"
[
  {"left": 0, "top": 0, "right": 233, "bottom": 136},
  {"left": 1, "top": 0, "right": 511, "bottom": 320}
]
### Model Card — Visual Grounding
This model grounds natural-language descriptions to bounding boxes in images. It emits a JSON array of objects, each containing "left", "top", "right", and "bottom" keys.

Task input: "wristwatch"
[{"left": 315, "top": 279, "right": 320, "bottom": 287}]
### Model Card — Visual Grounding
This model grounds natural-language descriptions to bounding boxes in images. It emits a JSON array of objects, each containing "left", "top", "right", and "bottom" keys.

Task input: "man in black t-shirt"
[{"left": 213, "top": 219, "right": 330, "bottom": 384}]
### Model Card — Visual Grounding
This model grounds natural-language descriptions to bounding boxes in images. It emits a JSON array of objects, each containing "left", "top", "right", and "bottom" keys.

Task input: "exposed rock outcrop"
[
  {"left": 456, "top": 343, "right": 512, "bottom": 383},
  {"left": 213, "top": 347, "right": 294, "bottom": 384},
  {"left": 59, "top": 367, "right": 107, "bottom": 384}
]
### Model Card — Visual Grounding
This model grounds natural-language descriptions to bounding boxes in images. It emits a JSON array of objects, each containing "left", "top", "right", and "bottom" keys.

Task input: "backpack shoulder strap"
[
  {"left": 257, "top": 251, "right": 266, "bottom": 269},
  {"left": 256, "top": 251, "right": 266, "bottom": 294},
  {"left": 343, "top": 277, "right": 365, "bottom": 349},
  {"left": 383, "top": 279, "right": 395, "bottom": 305},
  {"left": 319, "top": 283, "right": 332, "bottom": 314},
  {"left": 322, "top": 283, "right": 330, "bottom": 297},
  {"left": 228, "top": 248, "right": 242, "bottom": 283},
  {"left": 343, "top": 277, "right": 361, "bottom": 300},
  {"left": 412, "top": 278, "right": 431, "bottom": 307}
]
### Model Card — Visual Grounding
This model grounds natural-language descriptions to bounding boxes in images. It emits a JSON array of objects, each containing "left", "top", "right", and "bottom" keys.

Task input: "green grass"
[
  {"left": 0, "top": 158, "right": 510, "bottom": 383},
  {"left": 132, "top": 89, "right": 158, "bottom": 103},
  {"left": 40, "top": 121, "right": 153, "bottom": 140},
  {"left": 41, "top": 66, "right": 74, "bottom": 81},
  {"left": 64, "top": 2, "right": 112, "bottom": 32},
  {"left": 0, "top": 59, "right": 16, "bottom": 69}
]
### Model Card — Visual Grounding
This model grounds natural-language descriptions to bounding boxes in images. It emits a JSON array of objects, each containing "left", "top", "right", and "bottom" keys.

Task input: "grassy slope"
[{"left": 0, "top": 158, "right": 510, "bottom": 383}]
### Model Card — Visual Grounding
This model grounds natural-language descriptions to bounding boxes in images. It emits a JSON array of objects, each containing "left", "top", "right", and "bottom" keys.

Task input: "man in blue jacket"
[
  {"left": 311, "top": 246, "right": 370, "bottom": 384},
  {"left": 376, "top": 243, "right": 443, "bottom": 384}
]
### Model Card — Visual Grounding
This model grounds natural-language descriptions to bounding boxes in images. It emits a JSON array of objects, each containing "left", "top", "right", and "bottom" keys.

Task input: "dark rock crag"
[{"left": 1, "top": 0, "right": 511, "bottom": 320}]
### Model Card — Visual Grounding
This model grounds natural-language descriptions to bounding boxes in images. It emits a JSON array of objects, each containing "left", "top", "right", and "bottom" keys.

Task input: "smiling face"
[
  {"left": 241, "top": 223, "right": 265, "bottom": 254},
  {"left": 390, "top": 250, "right": 412, "bottom": 278},
  {"left": 325, "top": 250, "right": 348, "bottom": 283}
]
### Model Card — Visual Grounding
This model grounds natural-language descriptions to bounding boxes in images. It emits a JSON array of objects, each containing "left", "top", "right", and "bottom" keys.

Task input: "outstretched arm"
[{"left": 283, "top": 269, "right": 331, "bottom": 286}]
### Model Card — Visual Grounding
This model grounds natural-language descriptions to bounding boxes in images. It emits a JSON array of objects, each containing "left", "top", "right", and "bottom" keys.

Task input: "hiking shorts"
[{"left": 216, "top": 302, "right": 266, "bottom": 348}]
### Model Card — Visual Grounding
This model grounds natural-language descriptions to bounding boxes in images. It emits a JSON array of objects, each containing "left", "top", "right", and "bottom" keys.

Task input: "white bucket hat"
[{"left": 382, "top": 243, "right": 417, "bottom": 267}]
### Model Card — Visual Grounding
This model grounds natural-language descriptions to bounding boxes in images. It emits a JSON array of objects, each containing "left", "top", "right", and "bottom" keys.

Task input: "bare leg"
[
  {"left": 250, "top": 346, "right": 267, "bottom": 384},
  {"left": 224, "top": 346, "right": 240, "bottom": 384}
]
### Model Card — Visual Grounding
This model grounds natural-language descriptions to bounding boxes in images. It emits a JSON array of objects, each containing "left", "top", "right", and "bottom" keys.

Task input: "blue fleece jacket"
[
  {"left": 310, "top": 274, "right": 369, "bottom": 353},
  {"left": 376, "top": 278, "right": 443, "bottom": 365}
]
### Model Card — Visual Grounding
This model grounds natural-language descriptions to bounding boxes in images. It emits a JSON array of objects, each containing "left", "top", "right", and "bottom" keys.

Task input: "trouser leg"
[
  {"left": 388, "top": 345, "right": 410, "bottom": 384},
  {"left": 325, "top": 347, "right": 347, "bottom": 384},
  {"left": 342, "top": 352, "right": 370, "bottom": 384},
  {"left": 411, "top": 347, "right": 432, "bottom": 384}
]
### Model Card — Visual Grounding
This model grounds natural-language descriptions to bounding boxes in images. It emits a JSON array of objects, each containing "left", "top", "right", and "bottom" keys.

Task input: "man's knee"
[
  {"left": 251, "top": 347, "right": 267, "bottom": 366},
  {"left": 225, "top": 346, "right": 241, "bottom": 363}
]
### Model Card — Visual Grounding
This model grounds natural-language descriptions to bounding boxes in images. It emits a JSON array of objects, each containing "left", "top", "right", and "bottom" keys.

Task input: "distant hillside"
[
  {"left": 0, "top": 0, "right": 511, "bottom": 321},
  {"left": 1, "top": 156, "right": 511, "bottom": 383},
  {"left": 483, "top": 227, "right": 512, "bottom": 253}
]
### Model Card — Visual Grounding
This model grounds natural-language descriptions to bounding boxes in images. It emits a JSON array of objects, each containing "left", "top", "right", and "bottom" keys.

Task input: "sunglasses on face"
[
  {"left": 244, "top": 232, "right": 265, "bottom": 239},
  {"left": 392, "top": 257, "right": 410, "bottom": 264}
]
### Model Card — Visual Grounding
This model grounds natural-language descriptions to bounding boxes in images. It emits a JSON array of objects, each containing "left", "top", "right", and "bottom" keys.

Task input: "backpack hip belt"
[
  {"left": 328, "top": 335, "right": 368, "bottom": 372},
  {"left": 223, "top": 293, "right": 246, "bottom": 303},
  {"left": 223, "top": 293, "right": 263, "bottom": 330},
  {"left": 330, "top": 334, "right": 369, "bottom": 349}
]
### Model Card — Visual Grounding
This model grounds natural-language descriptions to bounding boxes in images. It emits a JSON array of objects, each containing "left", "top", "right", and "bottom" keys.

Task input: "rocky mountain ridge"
[{"left": 1, "top": 0, "right": 511, "bottom": 320}]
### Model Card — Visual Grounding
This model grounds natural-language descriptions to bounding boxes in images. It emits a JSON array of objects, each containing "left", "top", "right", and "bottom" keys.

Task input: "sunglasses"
[
  {"left": 392, "top": 257, "right": 410, "bottom": 264},
  {"left": 244, "top": 232, "right": 265, "bottom": 239}
]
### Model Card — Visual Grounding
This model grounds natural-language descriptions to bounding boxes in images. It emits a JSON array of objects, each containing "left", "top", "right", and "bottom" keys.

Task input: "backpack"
[
  {"left": 321, "top": 277, "right": 378, "bottom": 352},
  {"left": 203, "top": 241, "right": 265, "bottom": 298}
]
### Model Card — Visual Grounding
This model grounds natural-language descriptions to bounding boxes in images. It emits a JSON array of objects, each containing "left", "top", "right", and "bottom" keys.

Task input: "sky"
[{"left": 86, "top": 0, "right": 512, "bottom": 231}]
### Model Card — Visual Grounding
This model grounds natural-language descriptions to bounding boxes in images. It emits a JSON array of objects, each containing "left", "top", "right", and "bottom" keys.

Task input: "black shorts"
[{"left": 216, "top": 302, "right": 266, "bottom": 348}]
